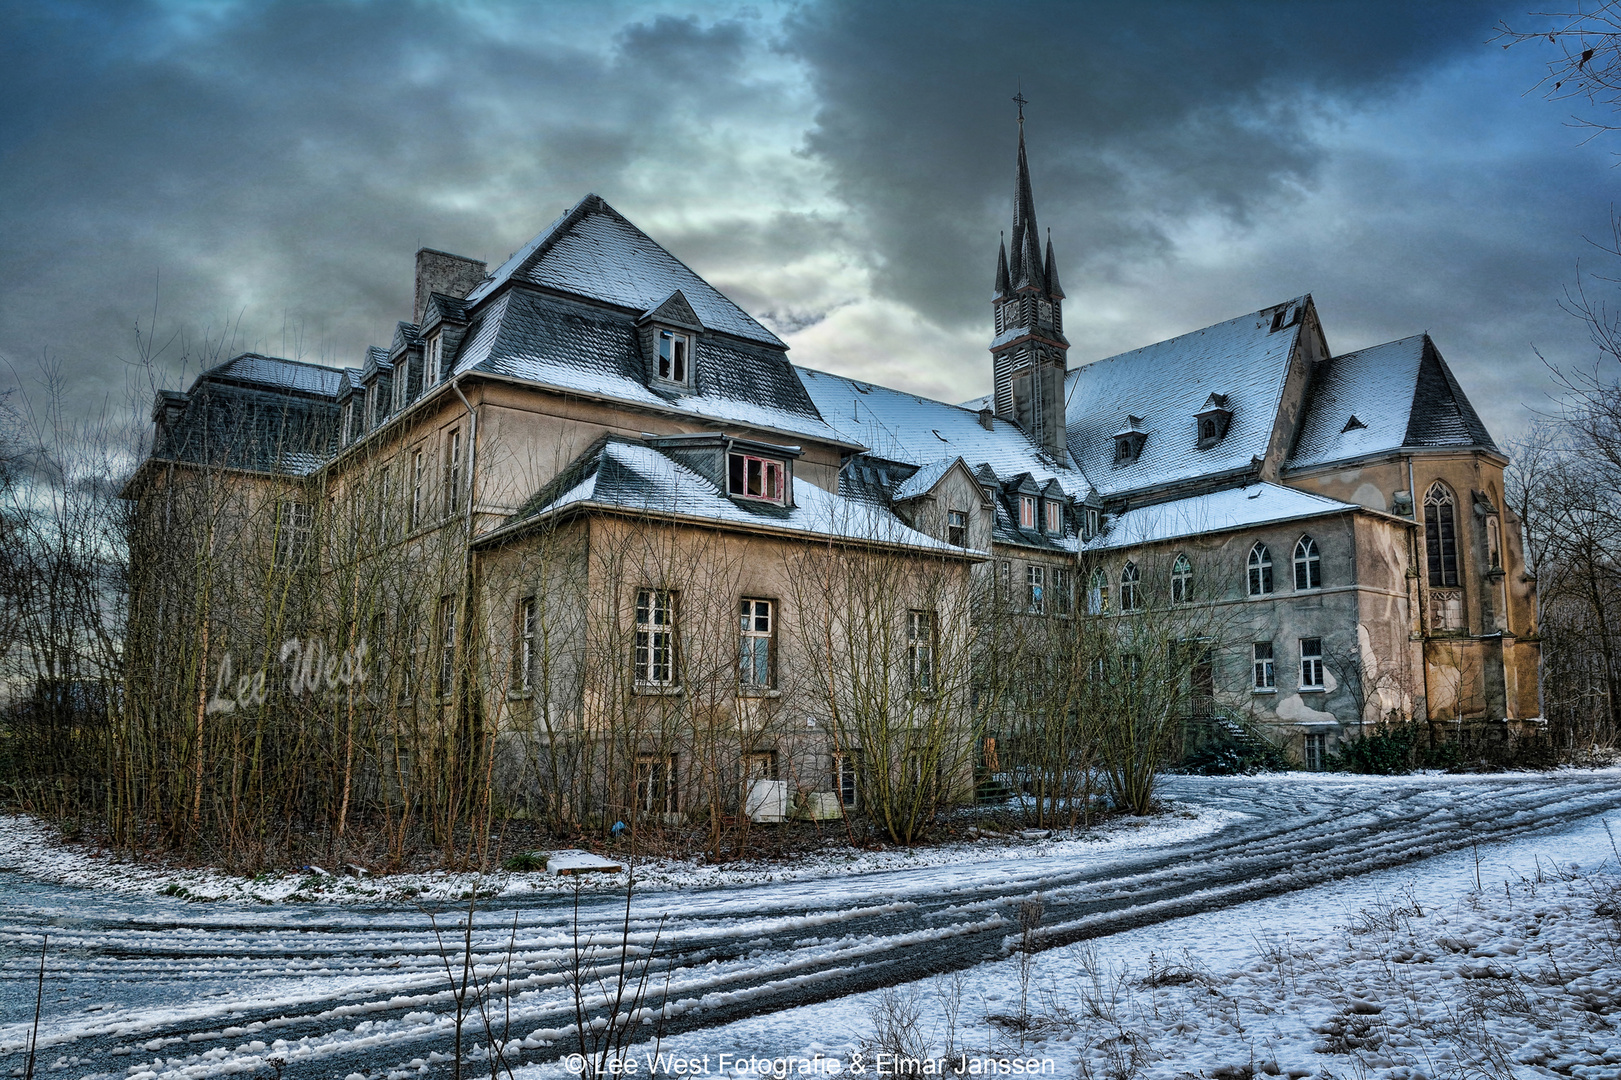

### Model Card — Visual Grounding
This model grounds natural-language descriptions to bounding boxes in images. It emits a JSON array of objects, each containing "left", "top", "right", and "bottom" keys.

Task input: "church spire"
[{"left": 989, "top": 94, "right": 1069, "bottom": 457}]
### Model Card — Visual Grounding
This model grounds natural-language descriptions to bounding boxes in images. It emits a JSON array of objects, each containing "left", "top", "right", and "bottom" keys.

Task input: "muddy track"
[{"left": 4, "top": 775, "right": 1620, "bottom": 1079}]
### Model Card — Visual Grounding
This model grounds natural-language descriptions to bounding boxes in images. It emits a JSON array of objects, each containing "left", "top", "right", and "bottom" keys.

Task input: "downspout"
[{"left": 451, "top": 377, "right": 484, "bottom": 848}]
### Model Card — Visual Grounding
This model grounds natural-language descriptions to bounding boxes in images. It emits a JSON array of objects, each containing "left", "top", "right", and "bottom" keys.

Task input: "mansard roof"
[
  {"left": 198, "top": 352, "right": 347, "bottom": 398},
  {"left": 450, "top": 287, "right": 841, "bottom": 443},
  {"left": 1064, "top": 297, "right": 1310, "bottom": 498},
  {"left": 796, "top": 366, "right": 1090, "bottom": 499},
  {"left": 1086, "top": 482, "right": 1356, "bottom": 551},
  {"left": 484, "top": 435, "right": 965, "bottom": 554},
  {"left": 465, "top": 193, "right": 785, "bottom": 347},
  {"left": 1288, "top": 334, "right": 1500, "bottom": 470},
  {"left": 148, "top": 352, "right": 339, "bottom": 477}
]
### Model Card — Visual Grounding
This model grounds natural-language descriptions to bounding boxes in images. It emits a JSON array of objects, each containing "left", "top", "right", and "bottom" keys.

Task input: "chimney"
[
  {"left": 978, "top": 406, "right": 995, "bottom": 432},
  {"left": 414, "top": 249, "right": 488, "bottom": 325}
]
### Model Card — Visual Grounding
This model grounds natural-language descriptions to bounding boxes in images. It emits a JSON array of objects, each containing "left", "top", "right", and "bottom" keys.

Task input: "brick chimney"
[{"left": 414, "top": 249, "right": 488, "bottom": 325}]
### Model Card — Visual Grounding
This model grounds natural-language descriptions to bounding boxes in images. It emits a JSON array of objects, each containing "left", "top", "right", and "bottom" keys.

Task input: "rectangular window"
[
  {"left": 444, "top": 429, "right": 462, "bottom": 518},
  {"left": 947, "top": 508, "right": 967, "bottom": 546},
  {"left": 727, "top": 454, "right": 787, "bottom": 504},
  {"left": 833, "top": 751, "right": 859, "bottom": 808},
  {"left": 410, "top": 449, "right": 426, "bottom": 530},
  {"left": 1299, "top": 637, "right": 1324, "bottom": 690},
  {"left": 656, "top": 329, "right": 690, "bottom": 384},
  {"left": 273, "top": 500, "right": 312, "bottom": 572},
  {"left": 340, "top": 402, "right": 353, "bottom": 447},
  {"left": 515, "top": 596, "right": 536, "bottom": 693},
  {"left": 1044, "top": 500, "right": 1061, "bottom": 535},
  {"left": 738, "top": 598, "right": 773, "bottom": 689},
  {"left": 635, "top": 588, "right": 678, "bottom": 687},
  {"left": 1252, "top": 642, "right": 1275, "bottom": 690},
  {"left": 635, "top": 755, "right": 677, "bottom": 814},
  {"left": 908, "top": 609, "right": 936, "bottom": 693},
  {"left": 373, "top": 464, "right": 391, "bottom": 541},
  {"left": 1019, "top": 495, "right": 1036, "bottom": 529},
  {"left": 998, "top": 560, "right": 1012, "bottom": 608},
  {"left": 1052, "top": 567, "right": 1072, "bottom": 616},
  {"left": 438, "top": 595, "right": 457, "bottom": 698},
  {"left": 1303, "top": 733, "right": 1327, "bottom": 771},
  {"left": 425, "top": 334, "right": 442, "bottom": 387},
  {"left": 1026, "top": 565, "right": 1046, "bottom": 614},
  {"left": 1085, "top": 506, "right": 1100, "bottom": 540}
]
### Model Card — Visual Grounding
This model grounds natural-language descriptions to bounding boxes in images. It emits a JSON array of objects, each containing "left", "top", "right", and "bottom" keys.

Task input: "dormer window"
[
  {"left": 1195, "top": 394, "right": 1232, "bottom": 449},
  {"left": 1084, "top": 506, "right": 1101, "bottom": 540},
  {"left": 728, "top": 453, "right": 786, "bottom": 504},
  {"left": 656, "top": 329, "right": 691, "bottom": 386},
  {"left": 1043, "top": 499, "right": 1061, "bottom": 535},
  {"left": 1019, "top": 495, "right": 1036, "bottom": 529},
  {"left": 425, "top": 333, "right": 443, "bottom": 388}
]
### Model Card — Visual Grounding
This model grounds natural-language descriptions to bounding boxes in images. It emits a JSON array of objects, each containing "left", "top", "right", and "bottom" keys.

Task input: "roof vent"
[
  {"left": 1113, "top": 416, "right": 1147, "bottom": 464},
  {"left": 978, "top": 406, "right": 994, "bottom": 432},
  {"left": 1342, "top": 415, "right": 1367, "bottom": 433},
  {"left": 1195, "top": 393, "right": 1233, "bottom": 449}
]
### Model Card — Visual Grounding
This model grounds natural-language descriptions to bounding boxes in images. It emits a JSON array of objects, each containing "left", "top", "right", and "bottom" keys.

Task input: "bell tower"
[{"left": 991, "top": 95, "right": 1069, "bottom": 457}]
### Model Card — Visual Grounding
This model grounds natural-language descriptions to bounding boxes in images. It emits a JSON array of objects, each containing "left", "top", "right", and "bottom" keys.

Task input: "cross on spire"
[{"left": 1012, "top": 91, "right": 1028, "bottom": 123}]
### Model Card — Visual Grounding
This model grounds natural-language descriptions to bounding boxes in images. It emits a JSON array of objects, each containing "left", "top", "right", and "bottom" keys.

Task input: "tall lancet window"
[{"left": 1424, "top": 483, "right": 1459, "bottom": 587}]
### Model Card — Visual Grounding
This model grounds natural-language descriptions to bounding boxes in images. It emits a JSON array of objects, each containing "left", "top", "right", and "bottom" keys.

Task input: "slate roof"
[
  {"left": 796, "top": 367, "right": 1090, "bottom": 499},
  {"left": 484, "top": 436, "right": 966, "bottom": 554},
  {"left": 1086, "top": 483, "right": 1357, "bottom": 550},
  {"left": 1064, "top": 298, "right": 1308, "bottom": 499},
  {"left": 1288, "top": 334, "right": 1499, "bottom": 470},
  {"left": 464, "top": 194, "right": 785, "bottom": 348},
  {"left": 199, "top": 353, "right": 347, "bottom": 398},
  {"left": 152, "top": 355, "right": 339, "bottom": 477},
  {"left": 450, "top": 288, "right": 843, "bottom": 443}
]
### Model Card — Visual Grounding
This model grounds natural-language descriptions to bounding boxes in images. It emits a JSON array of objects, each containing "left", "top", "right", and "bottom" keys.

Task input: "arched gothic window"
[
  {"left": 1293, "top": 536, "right": 1322, "bottom": 590},
  {"left": 1424, "top": 482, "right": 1459, "bottom": 586},
  {"left": 1171, "top": 554, "right": 1192, "bottom": 605},
  {"left": 1087, "top": 568, "right": 1110, "bottom": 615},
  {"left": 1120, "top": 562, "right": 1142, "bottom": 612},
  {"left": 1248, "top": 543, "right": 1273, "bottom": 596}
]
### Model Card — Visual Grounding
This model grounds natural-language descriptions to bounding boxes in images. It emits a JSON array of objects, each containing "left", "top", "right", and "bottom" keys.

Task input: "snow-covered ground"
[
  {"left": 3, "top": 771, "right": 1621, "bottom": 1080},
  {"left": 546, "top": 801, "right": 1621, "bottom": 1080}
]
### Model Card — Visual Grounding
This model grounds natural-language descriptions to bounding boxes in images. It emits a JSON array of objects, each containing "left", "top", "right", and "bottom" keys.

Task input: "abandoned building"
[{"left": 125, "top": 115, "right": 1538, "bottom": 821}]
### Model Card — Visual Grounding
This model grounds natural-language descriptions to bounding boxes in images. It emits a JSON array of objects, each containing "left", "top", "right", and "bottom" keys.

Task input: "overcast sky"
[{"left": 0, "top": 1, "right": 1611, "bottom": 448}]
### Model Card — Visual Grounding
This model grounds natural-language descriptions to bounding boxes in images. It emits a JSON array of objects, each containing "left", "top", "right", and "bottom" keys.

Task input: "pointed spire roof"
[
  {"left": 1043, "top": 232, "right": 1063, "bottom": 298},
  {"left": 1008, "top": 114, "right": 1041, "bottom": 290},
  {"left": 995, "top": 235, "right": 1011, "bottom": 297}
]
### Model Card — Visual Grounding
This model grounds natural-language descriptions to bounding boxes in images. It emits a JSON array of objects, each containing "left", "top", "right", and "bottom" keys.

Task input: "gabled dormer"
[
  {"left": 360, "top": 345, "right": 394, "bottom": 431},
  {"left": 1038, "top": 477, "right": 1068, "bottom": 535},
  {"left": 384, "top": 323, "right": 417, "bottom": 417},
  {"left": 1008, "top": 473, "right": 1044, "bottom": 531},
  {"left": 1195, "top": 393, "right": 1233, "bottom": 449},
  {"left": 638, "top": 290, "right": 704, "bottom": 393},
  {"left": 1079, "top": 495, "right": 1103, "bottom": 542},
  {"left": 1113, "top": 416, "right": 1147, "bottom": 464}
]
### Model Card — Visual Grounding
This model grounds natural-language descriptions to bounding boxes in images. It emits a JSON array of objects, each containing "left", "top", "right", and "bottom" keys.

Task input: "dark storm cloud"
[
  {"left": 0, "top": 2, "right": 777, "bottom": 403},
  {"left": 779, "top": 1, "right": 1503, "bottom": 327}
]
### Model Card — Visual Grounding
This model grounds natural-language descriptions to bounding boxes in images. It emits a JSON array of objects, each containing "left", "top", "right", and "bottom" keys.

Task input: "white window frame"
[
  {"left": 425, "top": 333, "right": 442, "bottom": 388},
  {"left": 273, "top": 500, "right": 313, "bottom": 572},
  {"left": 947, "top": 508, "right": 967, "bottom": 546},
  {"left": 515, "top": 596, "right": 536, "bottom": 693},
  {"left": 908, "top": 609, "right": 936, "bottom": 693},
  {"left": 634, "top": 588, "right": 678, "bottom": 688},
  {"left": 1252, "top": 642, "right": 1275, "bottom": 691},
  {"left": 1087, "top": 567, "right": 1109, "bottom": 615},
  {"left": 410, "top": 449, "right": 426, "bottom": 531},
  {"left": 444, "top": 428, "right": 462, "bottom": 519},
  {"left": 1120, "top": 562, "right": 1142, "bottom": 612},
  {"left": 1085, "top": 506, "right": 1101, "bottom": 540},
  {"left": 1019, "top": 495, "right": 1037, "bottom": 529},
  {"left": 1248, "top": 543, "right": 1274, "bottom": 596},
  {"left": 738, "top": 597, "right": 774, "bottom": 690},
  {"left": 728, "top": 453, "right": 787, "bottom": 504},
  {"left": 1293, "top": 535, "right": 1322, "bottom": 591},
  {"left": 635, "top": 754, "right": 678, "bottom": 814},
  {"left": 1171, "top": 554, "right": 1192, "bottom": 605},
  {"left": 1026, "top": 565, "right": 1046, "bottom": 615},
  {"left": 438, "top": 595, "right": 458, "bottom": 699},
  {"left": 1299, "top": 637, "right": 1325, "bottom": 691},
  {"left": 655, "top": 329, "right": 691, "bottom": 385}
]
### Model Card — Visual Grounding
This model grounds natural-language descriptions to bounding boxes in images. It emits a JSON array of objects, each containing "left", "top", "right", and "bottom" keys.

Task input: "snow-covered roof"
[
  {"left": 1065, "top": 298, "right": 1308, "bottom": 498},
  {"left": 464, "top": 194, "right": 785, "bottom": 348},
  {"left": 1289, "top": 334, "right": 1500, "bottom": 470},
  {"left": 1087, "top": 483, "right": 1358, "bottom": 550},
  {"left": 487, "top": 437, "right": 969, "bottom": 554},
  {"left": 797, "top": 367, "right": 1091, "bottom": 500},
  {"left": 200, "top": 353, "right": 346, "bottom": 399},
  {"left": 451, "top": 288, "right": 845, "bottom": 445}
]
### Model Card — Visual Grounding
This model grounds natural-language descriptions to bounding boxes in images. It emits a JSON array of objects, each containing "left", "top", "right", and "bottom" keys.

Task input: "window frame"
[
  {"left": 1043, "top": 499, "right": 1061, "bottom": 535},
  {"left": 1025, "top": 565, "right": 1046, "bottom": 615},
  {"left": 634, "top": 754, "right": 678, "bottom": 815},
  {"left": 1424, "top": 482, "right": 1460, "bottom": 587},
  {"left": 1170, "top": 553, "right": 1192, "bottom": 605},
  {"left": 634, "top": 588, "right": 679, "bottom": 689},
  {"left": 738, "top": 597, "right": 775, "bottom": 691},
  {"left": 1247, "top": 542, "right": 1274, "bottom": 596},
  {"left": 907, "top": 609, "right": 936, "bottom": 694},
  {"left": 1019, "top": 495, "right": 1037, "bottom": 529},
  {"left": 655, "top": 328, "right": 691, "bottom": 386},
  {"left": 1052, "top": 567, "right": 1073, "bottom": 617},
  {"left": 833, "top": 751, "right": 860, "bottom": 809},
  {"left": 438, "top": 595, "right": 458, "bottom": 699},
  {"left": 515, "top": 595, "right": 536, "bottom": 694},
  {"left": 1303, "top": 733, "right": 1328, "bottom": 772},
  {"left": 946, "top": 508, "right": 967, "bottom": 547},
  {"left": 410, "top": 449, "right": 426, "bottom": 531},
  {"left": 273, "top": 499, "right": 313, "bottom": 572},
  {"left": 444, "top": 428, "right": 462, "bottom": 519},
  {"left": 1087, "top": 567, "right": 1110, "bottom": 615},
  {"left": 425, "top": 333, "right": 442, "bottom": 388},
  {"left": 1293, "top": 535, "right": 1322, "bottom": 591},
  {"left": 727, "top": 453, "right": 787, "bottom": 505},
  {"left": 1298, "top": 637, "right": 1325, "bottom": 691},
  {"left": 1252, "top": 642, "right": 1276, "bottom": 691},
  {"left": 1119, "top": 561, "right": 1142, "bottom": 612}
]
